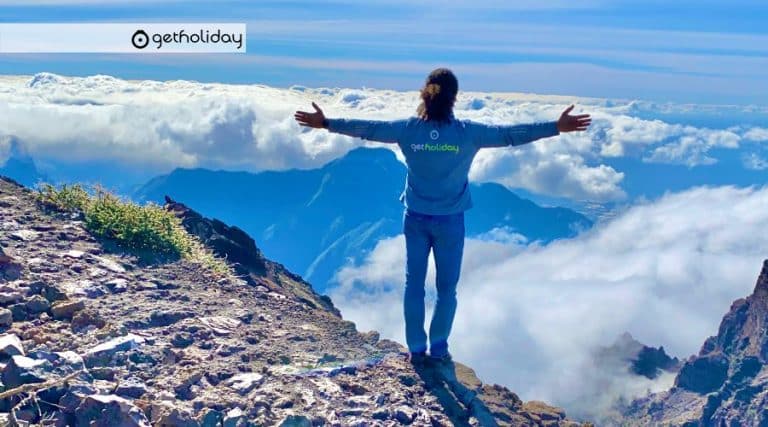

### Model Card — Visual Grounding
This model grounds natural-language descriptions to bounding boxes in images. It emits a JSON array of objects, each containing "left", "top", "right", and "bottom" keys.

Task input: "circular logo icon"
[
  {"left": 430, "top": 130, "right": 440, "bottom": 140},
  {"left": 131, "top": 30, "right": 149, "bottom": 49}
]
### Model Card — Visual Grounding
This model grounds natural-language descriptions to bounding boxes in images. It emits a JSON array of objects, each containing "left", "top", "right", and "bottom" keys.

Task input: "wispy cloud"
[{"left": 743, "top": 153, "right": 768, "bottom": 170}]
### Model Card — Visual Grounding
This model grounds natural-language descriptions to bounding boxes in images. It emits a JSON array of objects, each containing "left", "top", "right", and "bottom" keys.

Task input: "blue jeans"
[{"left": 403, "top": 208, "right": 465, "bottom": 357}]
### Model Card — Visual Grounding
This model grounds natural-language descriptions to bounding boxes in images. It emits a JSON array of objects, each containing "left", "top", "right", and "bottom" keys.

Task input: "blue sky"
[{"left": 1, "top": 0, "right": 767, "bottom": 105}]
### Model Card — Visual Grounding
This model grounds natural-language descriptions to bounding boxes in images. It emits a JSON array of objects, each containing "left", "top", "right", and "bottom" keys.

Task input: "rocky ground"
[{"left": 0, "top": 175, "right": 584, "bottom": 426}]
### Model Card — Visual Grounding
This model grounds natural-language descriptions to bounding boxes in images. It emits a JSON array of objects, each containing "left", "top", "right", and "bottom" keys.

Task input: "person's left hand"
[{"left": 557, "top": 105, "right": 591, "bottom": 133}]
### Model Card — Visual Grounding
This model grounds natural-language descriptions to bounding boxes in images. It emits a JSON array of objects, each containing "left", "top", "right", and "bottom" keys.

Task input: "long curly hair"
[{"left": 416, "top": 68, "right": 458, "bottom": 124}]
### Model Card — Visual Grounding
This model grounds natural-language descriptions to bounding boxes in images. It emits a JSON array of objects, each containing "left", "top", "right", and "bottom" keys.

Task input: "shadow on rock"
[{"left": 412, "top": 360, "right": 499, "bottom": 427}]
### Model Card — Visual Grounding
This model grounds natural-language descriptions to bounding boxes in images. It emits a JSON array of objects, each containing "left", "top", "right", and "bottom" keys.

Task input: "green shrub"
[
  {"left": 37, "top": 183, "right": 227, "bottom": 274},
  {"left": 38, "top": 183, "right": 90, "bottom": 213}
]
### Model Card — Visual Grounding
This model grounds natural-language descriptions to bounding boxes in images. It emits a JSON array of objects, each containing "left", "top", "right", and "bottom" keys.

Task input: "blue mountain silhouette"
[{"left": 134, "top": 147, "right": 592, "bottom": 292}]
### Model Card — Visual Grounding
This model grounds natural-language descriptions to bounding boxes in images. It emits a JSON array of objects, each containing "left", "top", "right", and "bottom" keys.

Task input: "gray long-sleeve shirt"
[{"left": 326, "top": 114, "right": 559, "bottom": 215}]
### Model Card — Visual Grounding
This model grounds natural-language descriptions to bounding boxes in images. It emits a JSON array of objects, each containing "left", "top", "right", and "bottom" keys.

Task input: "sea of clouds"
[
  {"left": 331, "top": 185, "right": 768, "bottom": 420},
  {"left": 1, "top": 73, "right": 766, "bottom": 202}
]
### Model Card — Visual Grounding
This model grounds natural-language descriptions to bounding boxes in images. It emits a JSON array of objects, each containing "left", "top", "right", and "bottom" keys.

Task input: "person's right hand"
[{"left": 294, "top": 102, "right": 326, "bottom": 128}]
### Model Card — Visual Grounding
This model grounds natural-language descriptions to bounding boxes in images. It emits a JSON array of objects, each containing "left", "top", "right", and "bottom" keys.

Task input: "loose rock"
[
  {"left": 0, "top": 333, "right": 25, "bottom": 358},
  {"left": 75, "top": 394, "right": 151, "bottom": 427},
  {"left": 225, "top": 372, "right": 264, "bottom": 395},
  {"left": 51, "top": 299, "right": 86, "bottom": 319},
  {"left": 2, "top": 355, "right": 51, "bottom": 388},
  {"left": 26, "top": 294, "right": 51, "bottom": 314},
  {"left": 0, "top": 308, "right": 12, "bottom": 327},
  {"left": 83, "top": 333, "right": 145, "bottom": 367}
]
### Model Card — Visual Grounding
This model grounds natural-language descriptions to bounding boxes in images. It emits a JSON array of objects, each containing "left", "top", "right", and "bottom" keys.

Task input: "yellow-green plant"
[
  {"left": 37, "top": 183, "right": 228, "bottom": 275},
  {"left": 38, "top": 183, "right": 90, "bottom": 213}
]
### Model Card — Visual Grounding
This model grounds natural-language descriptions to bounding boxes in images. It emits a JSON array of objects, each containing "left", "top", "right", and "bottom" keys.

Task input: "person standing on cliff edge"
[{"left": 295, "top": 68, "right": 591, "bottom": 363}]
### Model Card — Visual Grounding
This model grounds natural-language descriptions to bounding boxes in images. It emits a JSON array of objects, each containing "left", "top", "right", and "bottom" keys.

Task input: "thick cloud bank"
[
  {"left": 330, "top": 185, "right": 768, "bottom": 420},
  {"left": 1, "top": 73, "right": 765, "bottom": 201}
]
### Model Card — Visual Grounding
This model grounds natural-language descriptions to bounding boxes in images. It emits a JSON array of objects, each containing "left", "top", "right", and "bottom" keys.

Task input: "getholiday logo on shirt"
[{"left": 410, "top": 143, "right": 460, "bottom": 154}]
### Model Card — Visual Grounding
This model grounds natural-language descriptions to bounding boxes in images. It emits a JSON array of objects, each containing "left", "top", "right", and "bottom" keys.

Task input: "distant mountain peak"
[
  {"left": 596, "top": 332, "right": 680, "bottom": 380},
  {"left": 331, "top": 146, "right": 398, "bottom": 165}
]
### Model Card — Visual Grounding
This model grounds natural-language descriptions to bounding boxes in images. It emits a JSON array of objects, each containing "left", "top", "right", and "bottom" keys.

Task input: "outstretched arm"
[
  {"left": 294, "top": 102, "right": 406, "bottom": 143},
  {"left": 468, "top": 104, "right": 591, "bottom": 149}
]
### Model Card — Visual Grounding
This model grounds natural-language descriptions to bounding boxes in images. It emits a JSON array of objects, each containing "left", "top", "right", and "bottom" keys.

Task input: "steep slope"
[
  {"left": 625, "top": 260, "right": 768, "bottom": 426},
  {"left": 134, "top": 147, "right": 592, "bottom": 292},
  {"left": 0, "top": 175, "right": 584, "bottom": 426}
]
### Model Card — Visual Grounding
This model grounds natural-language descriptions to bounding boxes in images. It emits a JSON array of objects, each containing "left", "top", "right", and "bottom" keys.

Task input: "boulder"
[
  {"left": 0, "top": 290, "right": 24, "bottom": 305},
  {"left": 28, "top": 280, "right": 67, "bottom": 302},
  {"left": 224, "top": 372, "right": 263, "bottom": 395},
  {"left": 91, "top": 255, "right": 126, "bottom": 273},
  {"left": 104, "top": 278, "right": 128, "bottom": 293},
  {"left": 393, "top": 406, "right": 417, "bottom": 425},
  {"left": 26, "top": 294, "right": 51, "bottom": 314},
  {"left": 75, "top": 394, "right": 151, "bottom": 427},
  {"left": 1, "top": 355, "right": 51, "bottom": 388},
  {"left": 156, "top": 408, "right": 199, "bottom": 427},
  {"left": 61, "top": 250, "right": 85, "bottom": 259},
  {"left": 83, "top": 333, "right": 145, "bottom": 368},
  {"left": 0, "top": 246, "right": 11, "bottom": 264},
  {"left": 0, "top": 308, "right": 12, "bottom": 327},
  {"left": 51, "top": 299, "right": 86, "bottom": 319},
  {"left": 171, "top": 332, "right": 194, "bottom": 348},
  {"left": 59, "top": 384, "right": 99, "bottom": 414},
  {"left": 8, "top": 303, "right": 27, "bottom": 321},
  {"left": 31, "top": 350, "right": 86, "bottom": 379},
  {"left": 10, "top": 230, "right": 38, "bottom": 241},
  {"left": 115, "top": 377, "right": 148, "bottom": 399},
  {"left": 0, "top": 251, "right": 22, "bottom": 280},
  {"left": 148, "top": 309, "right": 194, "bottom": 327},
  {"left": 0, "top": 333, "right": 25, "bottom": 358}
]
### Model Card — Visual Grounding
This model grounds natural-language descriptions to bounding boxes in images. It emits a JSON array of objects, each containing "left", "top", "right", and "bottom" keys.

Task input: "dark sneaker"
[
  {"left": 408, "top": 351, "right": 428, "bottom": 365},
  {"left": 429, "top": 351, "right": 452, "bottom": 364}
]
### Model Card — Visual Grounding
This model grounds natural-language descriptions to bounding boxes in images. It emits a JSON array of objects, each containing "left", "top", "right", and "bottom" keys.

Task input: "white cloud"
[
  {"left": 0, "top": 73, "right": 764, "bottom": 202},
  {"left": 329, "top": 185, "right": 768, "bottom": 421},
  {"left": 642, "top": 128, "right": 741, "bottom": 167},
  {"left": 743, "top": 153, "right": 768, "bottom": 171},
  {"left": 743, "top": 127, "right": 768, "bottom": 142},
  {"left": 0, "top": 136, "right": 11, "bottom": 165}
]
